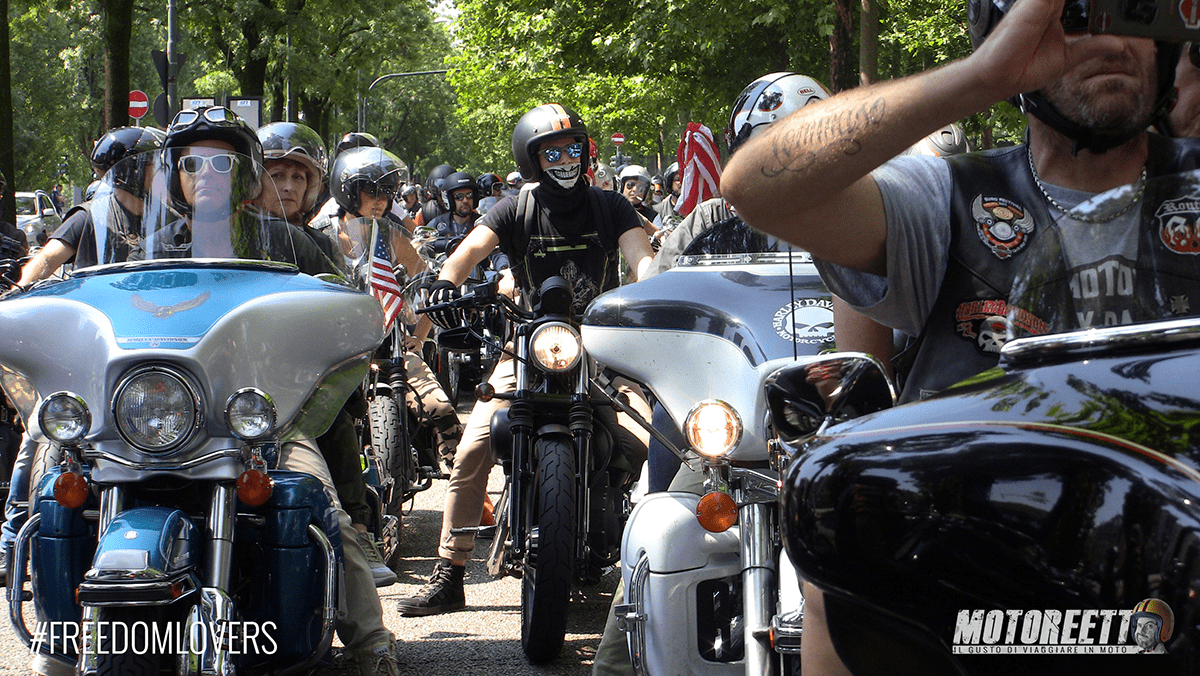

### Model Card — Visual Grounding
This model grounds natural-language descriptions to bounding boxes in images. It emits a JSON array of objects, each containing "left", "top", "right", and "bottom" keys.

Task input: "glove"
[{"left": 426, "top": 279, "right": 463, "bottom": 329}]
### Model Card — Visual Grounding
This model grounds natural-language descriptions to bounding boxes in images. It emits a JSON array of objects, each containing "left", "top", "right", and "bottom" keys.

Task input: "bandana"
[{"left": 545, "top": 162, "right": 582, "bottom": 190}]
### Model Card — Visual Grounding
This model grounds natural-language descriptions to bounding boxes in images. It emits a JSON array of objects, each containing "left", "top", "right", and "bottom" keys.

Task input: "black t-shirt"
[
  {"left": 52, "top": 198, "right": 139, "bottom": 268},
  {"left": 481, "top": 186, "right": 641, "bottom": 314},
  {"left": 0, "top": 219, "right": 27, "bottom": 256}
]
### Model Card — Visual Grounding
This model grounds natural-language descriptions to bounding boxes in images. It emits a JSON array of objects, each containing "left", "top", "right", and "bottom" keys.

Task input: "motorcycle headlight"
[
  {"left": 38, "top": 392, "right": 91, "bottom": 444},
  {"left": 529, "top": 322, "right": 582, "bottom": 372},
  {"left": 225, "top": 388, "right": 276, "bottom": 441},
  {"left": 684, "top": 400, "right": 742, "bottom": 458},
  {"left": 113, "top": 366, "right": 201, "bottom": 453}
]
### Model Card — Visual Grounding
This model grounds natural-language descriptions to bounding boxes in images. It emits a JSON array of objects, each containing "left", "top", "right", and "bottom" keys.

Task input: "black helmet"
[
  {"left": 84, "top": 179, "right": 101, "bottom": 202},
  {"left": 426, "top": 164, "right": 455, "bottom": 192},
  {"left": 335, "top": 132, "right": 380, "bottom": 154},
  {"left": 511, "top": 103, "right": 588, "bottom": 183},
  {"left": 258, "top": 122, "right": 328, "bottom": 214},
  {"left": 330, "top": 146, "right": 409, "bottom": 215},
  {"left": 163, "top": 106, "right": 264, "bottom": 215},
  {"left": 966, "top": 0, "right": 1179, "bottom": 153},
  {"left": 441, "top": 171, "right": 478, "bottom": 210},
  {"left": 903, "top": 124, "right": 970, "bottom": 157},
  {"left": 90, "top": 126, "right": 166, "bottom": 198},
  {"left": 663, "top": 161, "right": 680, "bottom": 195},
  {"left": 477, "top": 172, "right": 502, "bottom": 193}
]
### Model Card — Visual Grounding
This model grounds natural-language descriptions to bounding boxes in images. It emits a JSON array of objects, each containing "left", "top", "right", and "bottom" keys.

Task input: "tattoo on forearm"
[{"left": 761, "top": 98, "right": 886, "bottom": 178}]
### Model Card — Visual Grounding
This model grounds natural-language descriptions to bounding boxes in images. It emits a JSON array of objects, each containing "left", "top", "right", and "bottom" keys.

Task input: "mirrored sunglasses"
[
  {"left": 452, "top": 191, "right": 474, "bottom": 202},
  {"left": 539, "top": 142, "right": 585, "bottom": 163},
  {"left": 179, "top": 153, "right": 239, "bottom": 175}
]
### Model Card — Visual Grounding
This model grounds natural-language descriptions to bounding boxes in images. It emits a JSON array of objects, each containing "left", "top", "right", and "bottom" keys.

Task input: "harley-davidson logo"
[
  {"left": 1156, "top": 198, "right": 1200, "bottom": 254},
  {"left": 955, "top": 299, "right": 1048, "bottom": 354},
  {"left": 773, "top": 299, "right": 834, "bottom": 345},
  {"left": 131, "top": 291, "right": 212, "bottom": 319},
  {"left": 972, "top": 195, "right": 1035, "bottom": 259}
]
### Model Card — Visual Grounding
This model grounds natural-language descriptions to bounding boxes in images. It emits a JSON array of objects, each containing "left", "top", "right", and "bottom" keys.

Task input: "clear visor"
[{"left": 85, "top": 149, "right": 299, "bottom": 268}]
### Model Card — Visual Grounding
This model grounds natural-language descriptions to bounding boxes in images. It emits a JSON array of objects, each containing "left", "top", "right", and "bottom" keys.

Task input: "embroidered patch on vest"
[
  {"left": 972, "top": 195, "right": 1035, "bottom": 259},
  {"left": 955, "top": 299, "right": 1049, "bottom": 354},
  {"left": 1155, "top": 197, "right": 1200, "bottom": 254}
]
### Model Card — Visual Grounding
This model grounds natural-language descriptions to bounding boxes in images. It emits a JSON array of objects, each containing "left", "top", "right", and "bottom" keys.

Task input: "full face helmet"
[
  {"left": 511, "top": 103, "right": 589, "bottom": 188},
  {"left": 725, "top": 72, "right": 830, "bottom": 155},
  {"left": 441, "top": 171, "right": 479, "bottom": 212},
  {"left": 967, "top": 0, "right": 1179, "bottom": 153},
  {"left": 257, "top": 122, "right": 328, "bottom": 215},
  {"left": 330, "top": 146, "right": 409, "bottom": 215},
  {"left": 163, "top": 106, "right": 263, "bottom": 216},
  {"left": 90, "top": 126, "right": 167, "bottom": 198}
]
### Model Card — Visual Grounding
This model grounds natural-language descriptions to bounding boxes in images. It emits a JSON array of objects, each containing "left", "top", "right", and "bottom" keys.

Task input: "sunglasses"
[
  {"left": 539, "top": 142, "right": 584, "bottom": 163},
  {"left": 179, "top": 153, "right": 239, "bottom": 175},
  {"left": 452, "top": 191, "right": 474, "bottom": 202},
  {"left": 359, "top": 182, "right": 397, "bottom": 198}
]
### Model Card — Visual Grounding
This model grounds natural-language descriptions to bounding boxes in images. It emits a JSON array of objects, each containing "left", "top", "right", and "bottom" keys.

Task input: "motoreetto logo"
[{"left": 952, "top": 598, "right": 1174, "bottom": 655}]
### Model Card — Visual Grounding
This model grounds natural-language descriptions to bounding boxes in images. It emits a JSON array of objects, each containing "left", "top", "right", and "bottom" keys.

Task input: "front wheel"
[
  {"left": 435, "top": 348, "right": 461, "bottom": 404},
  {"left": 92, "top": 607, "right": 171, "bottom": 676},
  {"left": 368, "top": 393, "right": 413, "bottom": 517},
  {"left": 520, "top": 436, "right": 577, "bottom": 664}
]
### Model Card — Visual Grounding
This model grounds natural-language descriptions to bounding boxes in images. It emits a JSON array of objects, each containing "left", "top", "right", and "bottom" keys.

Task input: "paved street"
[{"left": 0, "top": 448, "right": 618, "bottom": 675}]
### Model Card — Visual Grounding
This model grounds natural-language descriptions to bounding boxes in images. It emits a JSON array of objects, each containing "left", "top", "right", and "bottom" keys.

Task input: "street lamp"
[{"left": 358, "top": 69, "right": 449, "bottom": 132}]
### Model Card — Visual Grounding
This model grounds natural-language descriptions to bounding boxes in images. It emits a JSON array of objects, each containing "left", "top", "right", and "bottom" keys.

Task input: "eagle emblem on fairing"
[
  {"left": 972, "top": 195, "right": 1035, "bottom": 259},
  {"left": 131, "top": 292, "right": 212, "bottom": 319}
]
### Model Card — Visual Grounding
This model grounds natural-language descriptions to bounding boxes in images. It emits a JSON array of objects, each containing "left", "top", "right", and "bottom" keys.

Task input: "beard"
[
  {"left": 1040, "top": 53, "right": 1157, "bottom": 139},
  {"left": 544, "top": 162, "right": 582, "bottom": 190}
]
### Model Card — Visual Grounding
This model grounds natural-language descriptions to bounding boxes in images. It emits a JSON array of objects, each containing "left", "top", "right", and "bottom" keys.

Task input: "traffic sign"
[
  {"left": 129, "top": 90, "right": 149, "bottom": 119},
  {"left": 611, "top": 133, "right": 625, "bottom": 146}
]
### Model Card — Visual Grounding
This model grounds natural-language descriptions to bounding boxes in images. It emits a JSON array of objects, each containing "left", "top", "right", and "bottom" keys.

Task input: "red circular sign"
[
  {"left": 611, "top": 133, "right": 625, "bottom": 146},
  {"left": 128, "top": 90, "right": 149, "bottom": 119}
]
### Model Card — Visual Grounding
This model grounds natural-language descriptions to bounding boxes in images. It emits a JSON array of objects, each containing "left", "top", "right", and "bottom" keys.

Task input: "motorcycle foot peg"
[{"left": 450, "top": 525, "right": 497, "bottom": 539}]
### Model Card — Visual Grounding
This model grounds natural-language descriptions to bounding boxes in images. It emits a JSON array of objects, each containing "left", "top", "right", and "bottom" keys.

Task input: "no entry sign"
[
  {"left": 128, "top": 90, "right": 149, "bottom": 119},
  {"left": 611, "top": 133, "right": 625, "bottom": 146}
]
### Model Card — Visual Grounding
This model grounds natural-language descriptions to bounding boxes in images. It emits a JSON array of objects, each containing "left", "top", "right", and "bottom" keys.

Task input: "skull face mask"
[{"left": 544, "top": 162, "right": 582, "bottom": 190}]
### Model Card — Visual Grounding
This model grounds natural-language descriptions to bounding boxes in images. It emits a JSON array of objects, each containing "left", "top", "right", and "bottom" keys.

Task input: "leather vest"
[{"left": 902, "top": 135, "right": 1200, "bottom": 403}]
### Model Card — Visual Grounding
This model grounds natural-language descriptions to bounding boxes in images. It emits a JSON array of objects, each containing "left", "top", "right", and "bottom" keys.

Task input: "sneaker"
[
  {"left": 395, "top": 559, "right": 465, "bottom": 616},
  {"left": 357, "top": 530, "right": 397, "bottom": 588},
  {"left": 355, "top": 640, "right": 400, "bottom": 676}
]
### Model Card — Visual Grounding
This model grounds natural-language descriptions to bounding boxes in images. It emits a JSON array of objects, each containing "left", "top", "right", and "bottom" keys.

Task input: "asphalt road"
[{"left": 0, "top": 434, "right": 617, "bottom": 675}]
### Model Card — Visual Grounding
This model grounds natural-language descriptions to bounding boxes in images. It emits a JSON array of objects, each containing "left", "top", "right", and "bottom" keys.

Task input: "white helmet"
[
  {"left": 904, "top": 123, "right": 970, "bottom": 157},
  {"left": 594, "top": 163, "right": 616, "bottom": 191},
  {"left": 618, "top": 164, "right": 652, "bottom": 197},
  {"left": 725, "top": 72, "right": 830, "bottom": 155}
]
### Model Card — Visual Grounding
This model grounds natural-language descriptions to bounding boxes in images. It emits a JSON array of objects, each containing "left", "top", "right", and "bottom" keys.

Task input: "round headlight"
[
  {"left": 113, "top": 367, "right": 201, "bottom": 453},
  {"left": 684, "top": 400, "right": 742, "bottom": 458},
  {"left": 530, "top": 322, "right": 582, "bottom": 372},
  {"left": 226, "top": 388, "right": 276, "bottom": 440},
  {"left": 39, "top": 392, "right": 91, "bottom": 444}
]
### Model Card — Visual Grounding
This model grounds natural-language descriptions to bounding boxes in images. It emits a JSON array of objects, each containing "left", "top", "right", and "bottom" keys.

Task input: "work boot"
[
  {"left": 357, "top": 530, "right": 397, "bottom": 588},
  {"left": 395, "top": 559, "right": 465, "bottom": 616},
  {"left": 355, "top": 640, "right": 400, "bottom": 676}
]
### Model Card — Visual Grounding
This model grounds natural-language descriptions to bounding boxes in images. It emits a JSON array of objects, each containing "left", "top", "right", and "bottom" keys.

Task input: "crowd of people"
[{"left": 5, "top": 0, "right": 1200, "bottom": 669}]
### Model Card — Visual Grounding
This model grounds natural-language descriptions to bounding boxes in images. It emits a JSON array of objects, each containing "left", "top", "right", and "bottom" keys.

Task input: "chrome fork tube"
[
  {"left": 740, "top": 501, "right": 776, "bottom": 676},
  {"left": 206, "top": 483, "right": 237, "bottom": 591}
]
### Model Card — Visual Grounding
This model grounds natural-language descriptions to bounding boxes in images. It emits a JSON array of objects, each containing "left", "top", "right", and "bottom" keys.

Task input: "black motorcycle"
[{"left": 419, "top": 275, "right": 643, "bottom": 664}]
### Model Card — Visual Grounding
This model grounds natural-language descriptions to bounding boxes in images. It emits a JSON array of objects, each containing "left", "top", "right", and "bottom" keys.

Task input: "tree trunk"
[
  {"left": 100, "top": 0, "right": 135, "bottom": 130},
  {"left": 859, "top": 0, "right": 879, "bottom": 86},
  {"left": 0, "top": 0, "right": 13, "bottom": 222},
  {"left": 830, "top": 0, "right": 856, "bottom": 93}
]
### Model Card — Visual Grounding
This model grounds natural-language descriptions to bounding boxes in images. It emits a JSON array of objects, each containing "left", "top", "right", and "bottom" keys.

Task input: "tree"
[{"left": 98, "top": 0, "right": 134, "bottom": 129}]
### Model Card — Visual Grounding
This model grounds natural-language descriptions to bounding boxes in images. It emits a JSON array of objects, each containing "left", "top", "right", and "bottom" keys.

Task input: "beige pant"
[
  {"left": 403, "top": 351, "right": 461, "bottom": 465},
  {"left": 437, "top": 353, "right": 651, "bottom": 562},
  {"left": 279, "top": 437, "right": 393, "bottom": 652}
]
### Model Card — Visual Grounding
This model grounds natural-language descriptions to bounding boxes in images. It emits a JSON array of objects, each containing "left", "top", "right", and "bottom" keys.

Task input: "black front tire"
[
  {"left": 92, "top": 608, "right": 170, "bottom": 676},
  {"left": 368, "top": 393, "right": 413, "bottom": 517},
  {"left": 520, "top": 436, "right": 577, "bottom": 664}
]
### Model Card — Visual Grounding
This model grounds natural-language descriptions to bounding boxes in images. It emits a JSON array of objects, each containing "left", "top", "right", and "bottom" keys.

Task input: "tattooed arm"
[{"left": 721, "top": 0, "right": 1125, "bottom": 275}]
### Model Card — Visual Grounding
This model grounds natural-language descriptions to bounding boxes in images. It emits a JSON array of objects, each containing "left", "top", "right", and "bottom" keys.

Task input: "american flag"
[
  {"left": 371, "top": 227, "right": 403, "bottom": 330},
  {"left": 677, "top": 122, "right": 722, "bottom": 217}
]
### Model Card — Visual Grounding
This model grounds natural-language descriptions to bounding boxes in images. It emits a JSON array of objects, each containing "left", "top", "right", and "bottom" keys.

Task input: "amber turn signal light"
[
  {"left": 236, "top": 469, "right": 273, "bottom": 506},
  {"left": 53, "top": 471, "right": 89, "bottom": 509},
  {"left": 696, "top": 491, "right": 737, "bottom": 533}
]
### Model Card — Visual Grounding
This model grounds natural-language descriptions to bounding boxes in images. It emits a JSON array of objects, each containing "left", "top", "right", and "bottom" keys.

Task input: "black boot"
[{"left": 396, "top": 559, "right": 465, "bottom": 616}]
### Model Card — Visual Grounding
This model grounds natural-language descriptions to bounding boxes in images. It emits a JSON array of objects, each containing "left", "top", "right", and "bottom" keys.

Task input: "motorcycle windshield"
[
  {"left": 85, "top": 149, "right": 324, "bottom": 271},
  {"left": 1005, "top": 168, "right": 1200, "bottom": 340},
  {"left": 335, "top": 216, "right": 398, "bottom": 292}
]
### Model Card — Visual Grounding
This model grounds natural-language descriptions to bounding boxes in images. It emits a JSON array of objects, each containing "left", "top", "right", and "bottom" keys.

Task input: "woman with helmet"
[
  {"left": 256, "top": 121, "right": 328, "bottom": 225},
  {"left": 152, "top": 106, "right": 401, "bottom": 675},
  {"left": 17, "top": 125, "right": 167, "bottom": 285},
  {"left": 396, "top": 102, "right": 654, "bottom": 618}
]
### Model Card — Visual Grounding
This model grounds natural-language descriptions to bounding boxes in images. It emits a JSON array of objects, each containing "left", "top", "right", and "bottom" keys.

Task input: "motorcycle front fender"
[{"left": 77, "top": 506, "right": 201, "bottom": 606}]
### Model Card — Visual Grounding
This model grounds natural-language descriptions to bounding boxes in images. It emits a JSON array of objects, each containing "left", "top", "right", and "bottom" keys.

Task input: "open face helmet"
[
  {"left": 330, "top": 146, "right": 409, "bottom": 215},
  {"left": 90, "top": 126, "right": 167, "bottom": 198},
  {"left": 258, "top": 122, "right": 328, "bottom": 215},
  {"left": 903, "top": 124, "right": 971, "bottom": 157},
  {"left": 511, "top": 103, "right": 588, "bottom": 187},
  {"left": 441, "top": 171, "right": 479, "bottom": 214},
  {"left": 725, "top": 73, "right": 830, "bottom": 155},
  {"left": 618, "top": 164, "right": 653, "bottom": 201},
  {"left": 163, "top": 106, "right": 263, "bottom": 215}
]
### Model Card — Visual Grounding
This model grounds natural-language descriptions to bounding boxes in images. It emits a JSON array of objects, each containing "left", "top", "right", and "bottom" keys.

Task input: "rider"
[
  {"left": 651, "top": 161, "right": 682, "bottom": 231},
  {"left": 476, "top": 172, "right": 504, "bottom": 214},
  {"left": 17, "top": 126, "right": 165, "bottom": 285},
  {"left": 617, "top": 164, "right": 658, "bottom": 223},
  {"left": 428, "top": 171, "right": 482, "bottom": 239},
  {"left": 416, "top": 163, "right": 455, "bottom": 227},
  {"left": 159, "top": 106, "right": 401, "bottom": 676},
  {"left": 395, "top": 103, "right": 654, "bottom": 617},
  {"left": 720, "top": 0, "right": 1189, "bottom": 671}
]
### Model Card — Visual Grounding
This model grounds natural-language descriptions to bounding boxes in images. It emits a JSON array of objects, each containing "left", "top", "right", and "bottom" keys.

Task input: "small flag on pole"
[{"left": 371, "top": 227, "right": 403, "bottom": 330}]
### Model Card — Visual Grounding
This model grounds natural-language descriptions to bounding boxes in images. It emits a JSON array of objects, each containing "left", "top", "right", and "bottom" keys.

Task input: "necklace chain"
[{"left": 1027, "top": 147, "right": 1146, "bottom": 224}]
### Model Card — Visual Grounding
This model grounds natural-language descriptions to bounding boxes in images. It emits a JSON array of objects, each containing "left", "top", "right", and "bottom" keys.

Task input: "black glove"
[{"left": 427, "top": 279, "right": 462, "bottom": 329}]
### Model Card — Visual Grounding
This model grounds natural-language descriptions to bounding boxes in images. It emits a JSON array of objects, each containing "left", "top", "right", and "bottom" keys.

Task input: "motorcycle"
[
  {"left": 0, "top": 151, "right": 383, "bottom": 675},
  {"left": 777, "top": 169, "right": 1200, "bottom": 675},
  {"left": 418, "top": 273, "right": 641, "bottom": 664},
  {"left": 581, "top": 228, "right": 893, "bottom": 675},
  {"left": 336, "top": 216, "right": 446, "bottom": 563}
]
